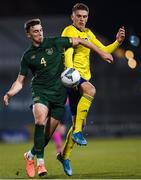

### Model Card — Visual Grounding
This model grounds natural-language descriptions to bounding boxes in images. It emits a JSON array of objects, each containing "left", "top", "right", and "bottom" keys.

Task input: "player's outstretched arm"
[
  {"left": 3, "top": 75, "right": 25, "bottom": 106},
  {"left": 71, "top": 37, "right": 113, "bottom": 63}
]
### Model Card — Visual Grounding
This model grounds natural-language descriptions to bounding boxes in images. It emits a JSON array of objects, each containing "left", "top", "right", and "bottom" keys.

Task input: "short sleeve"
[{"left": 19, "top": 56, "right": 29, "bottom": 76}]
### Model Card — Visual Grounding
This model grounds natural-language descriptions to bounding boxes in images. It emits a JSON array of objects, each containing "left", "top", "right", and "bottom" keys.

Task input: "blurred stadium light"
[
  {"left": 125, "top": 50, "right": 137, "bottom": 69},
  {"left": 127, "top": 58, "right": 137, "bottom": 69},
  {"left": 129, "top": 35, "right": 140, "bottom": 47}
]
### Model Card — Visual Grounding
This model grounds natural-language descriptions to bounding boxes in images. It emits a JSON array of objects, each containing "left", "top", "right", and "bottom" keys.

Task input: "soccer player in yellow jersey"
[{"left": 57, "top": 3, "right": 125, "bottom": 176}]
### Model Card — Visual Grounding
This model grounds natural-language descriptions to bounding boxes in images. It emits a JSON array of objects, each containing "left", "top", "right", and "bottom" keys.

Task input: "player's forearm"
[
  {"left": 78, "top": 38, "right": 110, "bottom": 57},
  {"left": 6, "top": 81, "right": 23, "bottom": 97},
  {"left": 71, "top": 38, "right": 113, "bottom": 62},
  {"left": 100, "top": 40, "right": 119, "bottom": 53}
]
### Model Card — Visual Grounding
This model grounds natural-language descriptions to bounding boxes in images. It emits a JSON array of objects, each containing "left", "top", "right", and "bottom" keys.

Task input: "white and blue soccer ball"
[{"left": 61, "top": 68, "right": 80, "bottom": 87}]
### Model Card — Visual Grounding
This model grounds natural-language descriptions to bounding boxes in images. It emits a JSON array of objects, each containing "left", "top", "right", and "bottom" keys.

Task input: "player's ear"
[
  {"left": 26, "top": 32, "right": 31, "bottom": 39},
  {"left": 71, "top": 14, "right": 74, "bottom": 21}
]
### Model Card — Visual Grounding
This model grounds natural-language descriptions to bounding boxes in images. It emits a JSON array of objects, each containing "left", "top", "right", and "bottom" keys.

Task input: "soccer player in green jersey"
[
  {"left": 57, "top": 3, "right": 125, "bottom": 176},
  {"left": 3, "top": 18, "right": 113, "bottom": 178}
]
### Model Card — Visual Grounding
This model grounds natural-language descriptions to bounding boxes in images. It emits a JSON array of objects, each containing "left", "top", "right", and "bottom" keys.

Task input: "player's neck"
[
  {"left": 32, "top": 40, "right": 42, "bottom": 47},
  {"left": 72, "top": 24, "right": 85, "bottom": 32}
]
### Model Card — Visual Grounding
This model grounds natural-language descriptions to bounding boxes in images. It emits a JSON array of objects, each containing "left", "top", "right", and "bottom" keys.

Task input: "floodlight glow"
[
  {"left": 129, "top": 35, "right": 140, "bottom": 47},
  {"left": 125, "top": 50, "right": 134, "bottom": 59},
  {"left": 128, "top": 58, "right": 137, "bottom": 69}
]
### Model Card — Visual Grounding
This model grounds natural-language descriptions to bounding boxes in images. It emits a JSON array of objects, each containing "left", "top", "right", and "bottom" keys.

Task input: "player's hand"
[
  {"left": 3, "top": 93, "right": 11, "bottom": 106},
  {"left": 116, "top": 26, "right": 125, "bottom": 44},
  {"left": 101, "top": 52, "right": 114, "bottom": 64}
]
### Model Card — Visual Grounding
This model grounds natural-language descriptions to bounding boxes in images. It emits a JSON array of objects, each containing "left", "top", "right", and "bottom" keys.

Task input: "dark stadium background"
[{"left": 0, "top": 0, "right": 141, "bottom": 142}]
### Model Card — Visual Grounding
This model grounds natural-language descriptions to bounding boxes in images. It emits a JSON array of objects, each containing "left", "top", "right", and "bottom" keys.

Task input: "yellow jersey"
[{"left": 62, "top": 25, "right": 120, "bottom": 80}]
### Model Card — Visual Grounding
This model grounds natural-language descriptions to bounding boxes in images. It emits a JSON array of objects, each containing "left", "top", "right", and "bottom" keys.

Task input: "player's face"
[
  {"left": 71, "top": 10, "right": 88, "bottom": 31},
  {"left": 27, "top": 24, "right": 43, "bottom": 45}
]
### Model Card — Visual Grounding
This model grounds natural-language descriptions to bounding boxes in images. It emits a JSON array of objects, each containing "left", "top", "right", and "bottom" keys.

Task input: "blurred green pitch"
[{"left": 0, "top": 137, "right": 141, "bottom": 179}]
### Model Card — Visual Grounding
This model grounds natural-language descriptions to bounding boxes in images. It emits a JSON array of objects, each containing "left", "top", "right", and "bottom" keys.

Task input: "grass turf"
[{"left": 0, "top": 137, "right": 141, "bottom": 179}]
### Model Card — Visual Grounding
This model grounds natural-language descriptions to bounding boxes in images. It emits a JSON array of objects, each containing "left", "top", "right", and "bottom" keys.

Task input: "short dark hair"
[
  {"left": 72, "top": 3, "right": 89, "bottom": 14},
  {"left": 24, "top": 18, "right": 41, "bottom": 33}
]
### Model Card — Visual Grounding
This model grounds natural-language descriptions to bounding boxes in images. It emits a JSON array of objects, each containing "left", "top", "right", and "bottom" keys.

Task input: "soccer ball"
[{"left": 61, "top": 68, "right": 80, "bottom": 87}]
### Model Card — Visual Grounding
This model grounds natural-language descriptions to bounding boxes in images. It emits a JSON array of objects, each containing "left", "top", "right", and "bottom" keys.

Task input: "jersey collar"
[
  {"left": 72, "top": 24, "right": 86, "bottom": 32},
  {"left": 30, "top": 38, "right": 46, "bottom": 49}
]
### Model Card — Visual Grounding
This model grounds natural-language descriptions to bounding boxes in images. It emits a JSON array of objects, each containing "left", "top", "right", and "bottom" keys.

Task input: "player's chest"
[{"left": 29, "top": 47, "right": 60, "bottom": 68}]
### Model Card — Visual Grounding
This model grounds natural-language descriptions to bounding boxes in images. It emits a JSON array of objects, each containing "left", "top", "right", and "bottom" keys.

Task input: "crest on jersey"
[
  {"left": 84, "top": 35, "right": 90, "bottom": 41},
  {"left": 45, "top": 48, "right": 53, "bottom": 55}
]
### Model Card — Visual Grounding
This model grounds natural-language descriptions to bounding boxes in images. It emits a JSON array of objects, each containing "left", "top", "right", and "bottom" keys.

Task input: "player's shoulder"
[
  {"left": 63, "top": 25, "right": 76, "bottom": 31},
  {"left": 47, "top": 36, "right": 69, "bottom": 43},
  {"left": 39, "top": 37, "right": 64, "bottom": 47},
  {"left": 85, "top": 27, "right": 95, "bottom": 35},
  {"left": 22, "top": 48, "right": 31, "bottom": 58},
  {"left": 44, "top": 37, "right": 57, "bottom": 43},
  {"left": 46, "top": 37, "right": 70, "bottom": 48},
  {"left": 22, "top": 45, "right": 35, "bottom": 61},
  {"left": 62, "top": 25, "right": 78, "bottom": 37}
]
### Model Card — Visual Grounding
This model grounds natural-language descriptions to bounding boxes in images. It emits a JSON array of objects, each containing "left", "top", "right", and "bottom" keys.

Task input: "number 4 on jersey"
[{"left": 40, "top": 57, "right": 46, "bottom": 67}]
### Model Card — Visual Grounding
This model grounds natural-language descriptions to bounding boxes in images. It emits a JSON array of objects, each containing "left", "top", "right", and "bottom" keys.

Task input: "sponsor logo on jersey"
[{"left": 31, "top": 55, "right": 36, "bottom": 59}]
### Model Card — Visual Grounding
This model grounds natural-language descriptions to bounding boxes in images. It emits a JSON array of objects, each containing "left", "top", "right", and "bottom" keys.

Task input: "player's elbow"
[{"left": 14, "top": 80, "right": 24, "bottom": 91}]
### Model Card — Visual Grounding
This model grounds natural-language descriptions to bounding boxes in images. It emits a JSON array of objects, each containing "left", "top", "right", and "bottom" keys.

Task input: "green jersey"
[
  {"left": 20, "top": 37, "right": 72, "bottom": 89},
  {"left": 19, "top": 37, "right": 72, "bottom": 122}
]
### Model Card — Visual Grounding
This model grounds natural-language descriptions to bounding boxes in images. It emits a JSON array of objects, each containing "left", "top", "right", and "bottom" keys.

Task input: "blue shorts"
[{"left": 67, "top": 77, "right": 87, "bottom": 115}]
